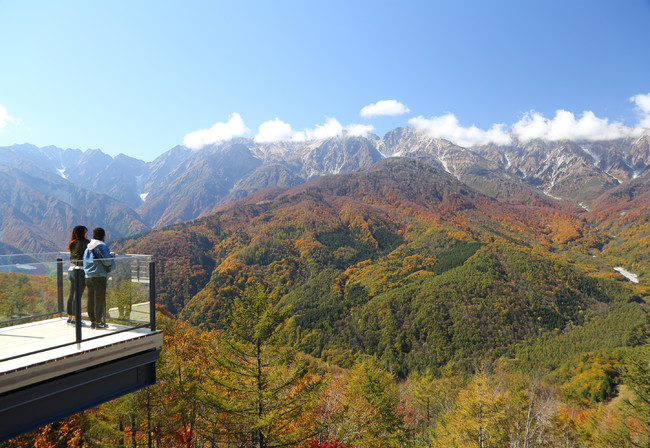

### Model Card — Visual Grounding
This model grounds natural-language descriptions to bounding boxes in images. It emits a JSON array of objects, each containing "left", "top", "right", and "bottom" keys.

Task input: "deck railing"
[{"left": 0, "top": 253, "right": 156, "bottom": 362}]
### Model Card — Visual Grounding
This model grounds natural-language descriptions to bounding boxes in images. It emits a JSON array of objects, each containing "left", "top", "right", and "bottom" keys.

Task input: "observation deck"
[{"left": 0, "top": 253, "right": 162, "bottom": 441}]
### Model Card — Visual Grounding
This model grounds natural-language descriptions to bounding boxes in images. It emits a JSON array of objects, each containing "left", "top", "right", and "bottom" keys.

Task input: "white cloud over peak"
[
  {"left": 631, "top": 93, "right": 650, "bottom": 129},
  {"left": 407, "top": 93, "right": 650, "bottom": 148},
  {"left": 511, "top": 110, "right": 633, "bottom": 142},
  {"left": 183, "top": 113, "right": 250, "bottom": 149},
  {"left": 631, "top": 93, "right": 650, "bottom": 114},
  {"left": 345, "top": 123, "right": 375, "bottom": 137},
  {"left": 184, "top": 93, "right": 650, "bottom": 150},
  {"left": 0, "top": 105, "right": 17, "bottom": 131},
  {"left": 254, "top": 117, "right": 374, "bottom": 143},
  {"left": 408, "top": 114, "right": 512, "bottom": 147},
  {"left": 360, "top": 100, "right": 410, "bottom": 118},
  {"left": 254, "top": 118, "right": 295, "bottom": 143},
  {"left": 293, "top": 118, "right": 376, "bottom": 141},
  {"left": 294, "top": 117, "right": 344, "bottom": 141}
]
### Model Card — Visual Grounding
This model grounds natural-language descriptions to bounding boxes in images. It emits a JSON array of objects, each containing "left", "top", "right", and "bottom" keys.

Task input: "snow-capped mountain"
[
  {"left": 473, "top": 133, "right": 650, "bottom": 208},
  {"left": 0, "top": 127, "right": 648, "bottom": 252}
]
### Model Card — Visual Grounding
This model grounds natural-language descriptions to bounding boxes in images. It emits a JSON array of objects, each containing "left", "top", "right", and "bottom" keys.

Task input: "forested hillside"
[
  {"left": 587, "top": 170, "right": 650, "bottom": 279},
  {"left": 9, "top": 157, "right": 649, "bottom": 446},
  {"left": 116, "top": 158, "right": 646, "bottom": 374}
]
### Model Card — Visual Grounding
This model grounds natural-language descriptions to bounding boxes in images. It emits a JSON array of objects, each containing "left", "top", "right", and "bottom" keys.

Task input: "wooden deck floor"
[{"left": 0, "top": 318, "right": 162, "bottom": 393}]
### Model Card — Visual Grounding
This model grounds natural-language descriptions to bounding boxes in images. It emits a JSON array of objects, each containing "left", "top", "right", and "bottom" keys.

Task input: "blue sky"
[{"left": 1, "top": 1, "right": 649, "bottom": 161}]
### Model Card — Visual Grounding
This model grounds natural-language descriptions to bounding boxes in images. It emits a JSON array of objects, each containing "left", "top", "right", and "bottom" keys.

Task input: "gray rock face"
[{"left": 1, "top": 128, "right": 648, "bottom": 252}]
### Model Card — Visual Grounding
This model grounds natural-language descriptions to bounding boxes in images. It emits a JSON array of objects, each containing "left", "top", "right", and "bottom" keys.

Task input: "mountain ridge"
[{"left": 1, "top": 126, "right": 649, "bottom": 252}]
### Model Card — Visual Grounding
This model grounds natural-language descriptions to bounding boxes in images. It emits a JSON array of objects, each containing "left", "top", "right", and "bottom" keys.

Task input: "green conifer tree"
[
  {"left": 203, "top": 285, "right": 327, "bottom": 448},
  {"left": 620, "top": 345, "right": 650, "bottom": 447}
]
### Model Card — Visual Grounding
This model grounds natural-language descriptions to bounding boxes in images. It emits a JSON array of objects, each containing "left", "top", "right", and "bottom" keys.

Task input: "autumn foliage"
[{"left": 9, "top": 158, "right": 647, "bottom": 446}]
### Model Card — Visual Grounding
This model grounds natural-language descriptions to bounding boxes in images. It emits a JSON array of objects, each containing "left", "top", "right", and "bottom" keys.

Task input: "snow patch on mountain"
[
  {"left": 544, "top": 190, "right": 562, "bottom": 201},
  {"left": 614, "top": 267, "right": 639, "bottom": 283},
  {"left": 580, "top": 145, "right": 601, "bottom": 165},
  {"left": 57, "top": 168, "right": 67, "bottom": 179},
  {"left": 440, "top": 158, "right": 451, "bottom": 174}
]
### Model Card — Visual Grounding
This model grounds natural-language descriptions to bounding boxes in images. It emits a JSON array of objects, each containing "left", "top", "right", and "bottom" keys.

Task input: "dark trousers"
[
  {"left": 66, "top": 269, "right": 86, "bottom": 316},
  {"left": 86, "top": 277, "right": 107, "bottom": 325}
]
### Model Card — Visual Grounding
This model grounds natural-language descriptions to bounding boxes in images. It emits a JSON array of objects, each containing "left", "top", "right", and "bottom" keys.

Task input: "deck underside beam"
[{"left": 0, "top": 348, "right": 160, "bottom": 442}]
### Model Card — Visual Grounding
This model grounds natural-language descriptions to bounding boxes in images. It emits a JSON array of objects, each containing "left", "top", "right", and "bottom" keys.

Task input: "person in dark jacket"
[
  {"left": 83, "top": 227, "right": 115, "bottom": 329},
  {"left": 67, "top": 225, "right": 89, "bottom": 325}
]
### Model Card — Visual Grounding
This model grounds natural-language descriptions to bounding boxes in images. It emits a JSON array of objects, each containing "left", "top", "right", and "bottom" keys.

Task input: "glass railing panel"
[
  {"left": 0, "top": 260, "right": 62, "bottom": 325},
  {"left": 0, "top": 254, "right": 154, "bottom": 363},
  {"left": 105, "top": 255, "right": 152, "bottom": 327},
  {"left": 0, "top": 252, "right": 70, "bottom": 267}
]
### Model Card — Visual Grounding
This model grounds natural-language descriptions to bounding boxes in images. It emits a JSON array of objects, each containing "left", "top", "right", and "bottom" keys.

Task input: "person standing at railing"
[
  {"left": 83, "top": 227, "right": 115, "bottom": 330},
  {"left": 67, "top": 225, "right": 89, "bottom": 325}
]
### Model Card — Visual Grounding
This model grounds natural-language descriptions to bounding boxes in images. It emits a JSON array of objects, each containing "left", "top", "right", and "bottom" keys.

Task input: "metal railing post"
[
  {"left": 75, "top": 267, "right": 83, "bottom": 346},
  {"left": 56, "top": 258, "right": 64, "bottom": 317},
  {"left": 149, "top": 261, "right": 156, "bottom": 332}
]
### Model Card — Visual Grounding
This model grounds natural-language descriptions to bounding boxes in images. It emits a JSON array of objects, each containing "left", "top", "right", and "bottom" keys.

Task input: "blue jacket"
[{"left": 83, "top": 239, "right": 115, "bottom": 278}]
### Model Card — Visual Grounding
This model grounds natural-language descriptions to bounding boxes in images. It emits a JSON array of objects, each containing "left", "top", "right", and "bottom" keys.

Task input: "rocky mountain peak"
[{"left": 1, "top": 125, "right": 650, "bottom": 252}]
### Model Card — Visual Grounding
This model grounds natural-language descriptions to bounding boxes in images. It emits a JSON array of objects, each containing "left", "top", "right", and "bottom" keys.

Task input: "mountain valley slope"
[{"left": 116, "top": 158, "right": 646, "bottom": 374}]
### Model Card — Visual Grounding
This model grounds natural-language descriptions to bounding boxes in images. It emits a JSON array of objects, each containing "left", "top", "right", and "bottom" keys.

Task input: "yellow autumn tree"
[{"left": 432, "top": 369, "right": 510, "bottom": 448}]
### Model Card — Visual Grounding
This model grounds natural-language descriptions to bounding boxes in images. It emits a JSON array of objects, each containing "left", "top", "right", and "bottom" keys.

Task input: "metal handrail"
[
  {"left": 0, "top": 258, "right": 156, "bottom": 363},
  {"left": 0, "top": 312, "right": 61, "bottom": 326}
]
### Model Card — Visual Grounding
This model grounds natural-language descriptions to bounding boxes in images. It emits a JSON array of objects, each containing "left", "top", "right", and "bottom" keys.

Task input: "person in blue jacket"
[{"left": 83, "top": 227, "right": 115, "bottom": 329}]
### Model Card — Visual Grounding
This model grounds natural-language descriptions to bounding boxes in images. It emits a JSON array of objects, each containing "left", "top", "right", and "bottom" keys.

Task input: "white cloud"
[
  {"left": 360, "top": 100, "right": 410, "bottom": 118},
  {"left": 345, "top": 123, "right": 375, "bottom": 137},
  {"left": 183, "top": 113, "right": 250, "bottom": 149},
  {"left": 509, "top": 95, "right": 650, "bottom": 143},
  {"left": 254, "top": 118, "right": 295, "bottom": 143},
  {"left": 631, "top": 93, "right": 650, "bottom": 129},
  {"left": 631, "top": 93, "right": 650, "bottom": 115},
  {"left": 254, "top": 117, "right": 374, "bottom": 143},
  {"left": 408, "top": 113, "right": 512, "bottom": 147},
  {"left": 408, "top": 96, "right": 650, "bottom": 148},
  {"left": 292, "top": 117, "right": 344, "bottom": 142},
  {"left": 307, "top": 117, "right": 344, "bottom": 140},
  {"left": 0, "top": 104, "right": 17, "bottom": 131},
  {"left": 183, "top": 93, "right": 650, "bottom": 150},
  {"left": 511, "top": 109, "right": 631, "bottom": 142}
]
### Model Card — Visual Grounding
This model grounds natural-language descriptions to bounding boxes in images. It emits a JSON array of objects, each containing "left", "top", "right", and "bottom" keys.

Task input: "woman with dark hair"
[{"left": 67, "top": 225, "right": 89, "bottom": 324}]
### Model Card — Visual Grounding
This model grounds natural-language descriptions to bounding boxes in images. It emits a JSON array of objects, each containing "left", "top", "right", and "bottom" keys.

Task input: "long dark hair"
[{"left": 68, "top": 225, "right": 88, "bottom": 250}]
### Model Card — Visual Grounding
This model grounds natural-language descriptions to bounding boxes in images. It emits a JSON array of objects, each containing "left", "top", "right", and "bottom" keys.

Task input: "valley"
[{"left": 3, "top": 129, "right": 649, "bottom": 446}]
